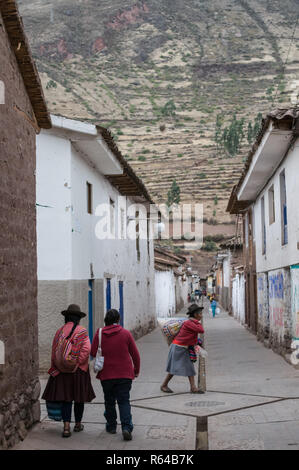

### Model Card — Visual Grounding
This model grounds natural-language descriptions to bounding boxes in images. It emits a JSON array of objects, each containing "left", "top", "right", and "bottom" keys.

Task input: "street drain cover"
[{"left": 185, "top": 401, "right": 226, "bottom": 407}]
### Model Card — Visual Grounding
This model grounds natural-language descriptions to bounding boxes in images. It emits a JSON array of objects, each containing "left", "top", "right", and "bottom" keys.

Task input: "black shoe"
[
  {"left": 122, "top": 429, "right": 132, "bottom": 441},
  {"left": 106, "top": 428, "right": 117, "bottom": 434}
]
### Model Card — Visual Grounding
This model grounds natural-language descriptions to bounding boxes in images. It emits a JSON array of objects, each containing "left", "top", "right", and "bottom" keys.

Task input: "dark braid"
[{"left": 65, "top": 314, "right": 80, "bottom": 339}]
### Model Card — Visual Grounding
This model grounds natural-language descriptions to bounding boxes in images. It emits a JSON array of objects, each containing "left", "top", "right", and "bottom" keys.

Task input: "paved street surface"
[
  {"left": 205, "top": 303, "right": 299, "bottom": 450},
  {"left": 15, "top": 299, "right": 299, "bottom": 450}
]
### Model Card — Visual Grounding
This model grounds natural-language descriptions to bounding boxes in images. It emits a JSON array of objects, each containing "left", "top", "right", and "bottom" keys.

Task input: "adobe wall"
[{"left": 0, "top": 12, "right": 40, "bottom": 448}]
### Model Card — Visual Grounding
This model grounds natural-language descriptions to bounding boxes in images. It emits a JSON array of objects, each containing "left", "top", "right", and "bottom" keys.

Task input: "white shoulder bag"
[{"left": 94, "top": 328, "right": 104, "bottom": 373}]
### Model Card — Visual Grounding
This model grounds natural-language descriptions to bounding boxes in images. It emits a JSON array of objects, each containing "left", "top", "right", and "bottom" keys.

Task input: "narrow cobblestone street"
[{"left": 15, "top": 299, "right": 299, "bottom": 451}]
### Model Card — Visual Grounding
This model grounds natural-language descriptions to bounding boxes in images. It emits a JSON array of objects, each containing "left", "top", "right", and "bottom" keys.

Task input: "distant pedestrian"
[
  {"left": 91, "top": 309, "right": 140, "bottom": 442},
  {"left": 42, "top": 304, "right": 95, "bottom": 438},
  {"left": 161, "top": 304, "right": 205, "bottom": 394},
  {"left": 187, "top": 293, "right": 191, "bottom": 303},
  {"left": 194, "top": 289, "right": 201, "bottom": 303},
  {"left": 211, "top": 298, "right": 217, "bottom": 318},
  {"left": 190, "top": 291, "right": 195, "bottom": 302}
]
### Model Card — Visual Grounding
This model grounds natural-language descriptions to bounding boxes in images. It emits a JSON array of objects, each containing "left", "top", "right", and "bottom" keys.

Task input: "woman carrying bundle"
[{"left": 160, "top": 304, "right": 205, "bottom": 394}]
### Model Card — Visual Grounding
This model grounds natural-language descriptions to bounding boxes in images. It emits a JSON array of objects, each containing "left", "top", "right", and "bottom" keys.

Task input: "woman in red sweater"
[
  {"left": 91, "top": 309, "right": 140, "bottom": 442},
  {"left": 161, "top": 304, "right": 205, "bottom": 394}
]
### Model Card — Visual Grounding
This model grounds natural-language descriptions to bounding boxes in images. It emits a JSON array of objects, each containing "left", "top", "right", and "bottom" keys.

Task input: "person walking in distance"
[
  {"left": 161, "top": 304, "right": 205, "bottom": 394},
  {"left": 211, "top": 297, "right": 217, "bottom": 318},
  {"left": 42, "top": 304, "right": 95, "bottom": 438},
  {"left": 91, "top": 309, "right": 140, "bottom": 441},
  {"left": 194, "top": 289, "right": 201, "bottom": 303}
]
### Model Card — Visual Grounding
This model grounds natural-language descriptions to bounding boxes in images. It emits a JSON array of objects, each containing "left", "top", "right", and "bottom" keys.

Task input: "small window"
[
  {"left": 244, "top": 213, "right": 249, "bottom": 248},
  {"left": 87, "top": 182, "right": 92, "bottom": 214},
  {"left": 280, "top": 170, "right": 288, "bottom": 245},
  {"left": 268, "top": 185, "right": 275, "bottom": 225},
  {"left": 261, "top": 196, "right": 266, "bottom": 255},
  {"left": 147, "top": 213, "right": 150, "bottom": 262},
  {"left": 136, "top": 210, "right": 140, "bottom": 261}
]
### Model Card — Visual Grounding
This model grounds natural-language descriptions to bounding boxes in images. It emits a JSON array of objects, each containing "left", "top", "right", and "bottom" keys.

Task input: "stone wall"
[
  {"left": 131, "top": 318, "right": 156, "bottom": 341},
  {"left": 0, "top": 11, "right": 40, "bottom": 448},
  {"left": 0, "top": 380, "right": 41, "bottom": 449}
]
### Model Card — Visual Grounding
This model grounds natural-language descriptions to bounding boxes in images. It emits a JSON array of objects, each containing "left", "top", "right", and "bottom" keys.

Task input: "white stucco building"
[
  {"left": 154, "top": 247, "right": 190, "bottom": 318},
  {"left": 228, "top": 107, "right": 299, "bottom": 359},
  {"left": 231, "top": 270, "right": 245, "bottom": 324},
  {"left": 36, "top": 115, "right": 156, "bottom": 369}
]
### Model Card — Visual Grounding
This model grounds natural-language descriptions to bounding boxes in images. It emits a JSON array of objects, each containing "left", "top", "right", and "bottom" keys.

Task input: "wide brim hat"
[
  {"left": 187, "top": 304, "right": 204, "bottom": 315},
  {"left": 61, "top": 304, "right": 86, "bottom": 318}
]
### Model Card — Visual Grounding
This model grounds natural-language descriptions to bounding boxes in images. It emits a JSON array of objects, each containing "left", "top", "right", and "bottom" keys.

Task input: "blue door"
[
  {"left": 119, "top": 281, "right": 124, "bottom": 326},
  {"left": 106, "top": 278, "right": 111, "bottom": 311},
  {"left": 88, "top": 280, "right": 93, "bottom": 342}
]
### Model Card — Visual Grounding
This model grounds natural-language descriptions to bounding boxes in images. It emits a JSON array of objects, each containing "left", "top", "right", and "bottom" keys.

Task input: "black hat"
[
  {"left": 61, "top": 304, "right": 86, "bottom": 318},
  {"left": 187, "top": 304, "right": 204, "bottom": 316}
]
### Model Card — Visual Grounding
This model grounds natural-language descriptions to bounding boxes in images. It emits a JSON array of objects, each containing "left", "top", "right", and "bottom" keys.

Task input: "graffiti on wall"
[
  {"left": 257, "top": 275, "right": 264, "bottom": 319},
  {"left": 291, "top": 265, "right": 299, "bottom": 339},
  {"left": 258, "top": 276, "right": 264, "bottom": 291},
  {"left": 268, "top": 270, "right": 285, "bottom": 330},
  {"left": 270, "top": 307, "right": 284, "bottom": 328}
]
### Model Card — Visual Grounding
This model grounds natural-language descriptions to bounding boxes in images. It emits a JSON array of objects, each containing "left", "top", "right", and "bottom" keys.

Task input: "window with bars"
[
  {"left": 280, "top": 170, "right": 288, "bottom": 246},
  {"left": 136, "top": 210, "right": 140, "bottom": 261},
  {"left": 268, "top": 185, "right": 275, "bottom": 225},
  {"left": 261, "top": 196, "right": 266, "bottom": 255}
]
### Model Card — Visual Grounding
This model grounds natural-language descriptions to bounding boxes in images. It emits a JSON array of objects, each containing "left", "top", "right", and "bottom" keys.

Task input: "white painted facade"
[
  {"left": 154, "top": 268, "right": 190, "bottom": 318},
  {"left": 232, "top": 272, "right": 245, "bottom": 324},
  {"left": 245, "top": 137, "right": 299, "bottom": 347},
  {"left": 252, "top": 138, "right": 299, "bottom": 273},
  {"left": 235, "top": 114, "right": 299, "bottom": 354},
  {"left": 176, "top": 275, "right": 189, "bottom": 310},
  {"left": 36, "top": 115, "right": 156, "bottom": 368},
  {"left": 154, "top": 270, "right": 176, "bottom": 318},
  {"left": 223, "top": 255, "right": 231, "bottom": 289}
]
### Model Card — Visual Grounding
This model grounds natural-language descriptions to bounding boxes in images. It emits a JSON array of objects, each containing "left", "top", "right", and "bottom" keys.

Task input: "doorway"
[{"left": 106, "top": 278, "right": 111, "bottom": 311}]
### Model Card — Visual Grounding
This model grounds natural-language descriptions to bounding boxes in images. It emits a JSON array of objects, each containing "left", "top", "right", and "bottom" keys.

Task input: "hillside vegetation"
[{"left": 19, "top": 0, "right": 299, "bottom": 229}]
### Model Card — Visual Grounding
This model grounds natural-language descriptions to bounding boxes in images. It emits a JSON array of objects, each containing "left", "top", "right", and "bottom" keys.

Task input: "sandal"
[
  {"left": 190, "top": 389, "right": 205, "bottom": 394},
  {"left": 160, "top": 385, "right": 173, "bottom": 393},
  {"left": 74, "top": 423, "right": 84, "bottom": 432},
  {"left": 62, "top": 429, "right": 72, "bottom": 438}
]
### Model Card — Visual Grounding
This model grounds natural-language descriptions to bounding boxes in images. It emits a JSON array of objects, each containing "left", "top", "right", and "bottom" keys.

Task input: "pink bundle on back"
[{"left": 53, "top": 325, "right": 87, "bottom": 373}]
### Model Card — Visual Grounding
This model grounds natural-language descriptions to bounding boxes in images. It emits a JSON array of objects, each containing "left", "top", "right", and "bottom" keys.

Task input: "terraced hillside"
[{"left": 19, "top": 0, "right": 299, "bottom": 228}]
